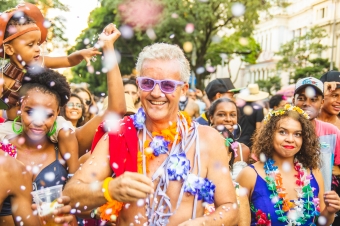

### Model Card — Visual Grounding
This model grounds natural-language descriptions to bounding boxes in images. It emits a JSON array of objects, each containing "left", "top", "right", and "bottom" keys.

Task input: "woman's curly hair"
[
  {"left": 252, "top": 110, "right": 320, "bottom": 169},
  {"left": 20, "top": 68, "right": 71, "bottom": 107}
]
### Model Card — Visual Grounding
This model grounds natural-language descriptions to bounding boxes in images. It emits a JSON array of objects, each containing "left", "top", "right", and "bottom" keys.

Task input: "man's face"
[
  {"left": 138, "top": 59, "right": 188, "bottom": 124},
  {"left": 7, "top": 23, "right": 41, "bottom": 68},
  {"left": 322, "top": 88, "right": 340, "bottom": 115},
  {"left": 293, "top": 87, "right": 324, "bottom": 120},
  {"left": 188, "top": 91, "right": 196, "bottom": 100},
  {"left": 124, "top": 84, "right": 139, "bottom": 105}
]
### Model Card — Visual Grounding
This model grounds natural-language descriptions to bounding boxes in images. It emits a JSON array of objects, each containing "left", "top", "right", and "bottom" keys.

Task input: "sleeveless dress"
[
  {"left": 249, "top": 165, "right": 320, "bottom": 226},
  {"left": 0, "top": 145, "right": 67, "bottom": 216}
]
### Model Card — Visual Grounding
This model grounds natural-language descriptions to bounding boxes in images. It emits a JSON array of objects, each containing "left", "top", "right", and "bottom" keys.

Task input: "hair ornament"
[{"left": 264, "top": 104, "right": 309, "bottom": 123}]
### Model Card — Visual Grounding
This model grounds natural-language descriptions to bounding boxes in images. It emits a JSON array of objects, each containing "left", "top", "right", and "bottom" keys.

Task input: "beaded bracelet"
[{"left": 102, "top": 177, "right": 114, "bottom": 202}]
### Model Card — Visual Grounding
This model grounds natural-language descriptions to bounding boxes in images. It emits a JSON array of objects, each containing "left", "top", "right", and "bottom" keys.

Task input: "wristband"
[{"left": 102, "top": 177, "right": 114, "bottom": 202}]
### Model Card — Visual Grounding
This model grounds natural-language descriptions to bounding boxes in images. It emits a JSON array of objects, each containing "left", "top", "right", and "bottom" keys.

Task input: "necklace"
[{"left": 264, "top": 158, "right": 320, "bottom": 225}]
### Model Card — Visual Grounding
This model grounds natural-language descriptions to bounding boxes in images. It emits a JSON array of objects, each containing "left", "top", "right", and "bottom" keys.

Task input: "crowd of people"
[{"left": 1, "top": 2, "right": 340, "bottom": 226}]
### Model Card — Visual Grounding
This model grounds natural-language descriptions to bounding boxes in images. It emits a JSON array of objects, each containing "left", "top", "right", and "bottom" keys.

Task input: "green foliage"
[
  {"left": 276, "top": 26, "right": 332, "bottom": 83},
  {"left": 257, "top": 76, "right": 281, "bottom": 95},
  {"left": 70, "top": 0, "right": 285, "bottom": 92}
]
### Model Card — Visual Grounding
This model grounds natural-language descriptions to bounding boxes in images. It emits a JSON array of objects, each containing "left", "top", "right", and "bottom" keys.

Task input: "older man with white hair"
[{"left": 64, "top": 43, "right": 238, "bottom": 225}]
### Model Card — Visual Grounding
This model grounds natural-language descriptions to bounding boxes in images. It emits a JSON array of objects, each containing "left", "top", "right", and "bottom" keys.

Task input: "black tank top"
[{"left": 0, "top": 146, "right": 68, "bottom": 216}]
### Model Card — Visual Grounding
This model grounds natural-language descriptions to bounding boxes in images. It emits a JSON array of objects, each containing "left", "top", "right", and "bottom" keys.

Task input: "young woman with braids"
[{"left": 237, "top": 105, "right": 340, "bottom": 226}]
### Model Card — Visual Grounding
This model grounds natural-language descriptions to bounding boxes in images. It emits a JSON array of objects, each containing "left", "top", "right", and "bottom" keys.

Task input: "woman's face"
[
  {"left": 124, "top": 84, "right": 139, "bottom": 106},
  {"left": 65, "top": 97, "right": 83, "bottom": 122},
  {"left": 272, "top": 117, "right": 303, "bottom": 159},
  {"left": 21, "top": 89, "right": 59, "bottom": 141},
  {"left": 77, "top": 91, "right": 91, "bottom": 113},
  {"left": 210, "top": 102, "right": 237, "bottom": 133}
]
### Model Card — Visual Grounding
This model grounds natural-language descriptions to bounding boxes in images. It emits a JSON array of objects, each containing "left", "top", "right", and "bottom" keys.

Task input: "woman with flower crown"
[{"left": 237, "top": 104, "right": 340, "bottom": 226}]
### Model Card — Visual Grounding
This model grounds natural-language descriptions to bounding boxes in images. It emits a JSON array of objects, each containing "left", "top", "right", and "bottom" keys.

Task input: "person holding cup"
[{"left": 0, "top": 147, "right": 74, "bottom": 225}]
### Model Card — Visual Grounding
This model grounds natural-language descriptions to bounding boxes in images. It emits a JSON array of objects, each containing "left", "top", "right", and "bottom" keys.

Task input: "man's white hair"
[{"left": 135, "top": 43, "right": 190, "bottom": 82}]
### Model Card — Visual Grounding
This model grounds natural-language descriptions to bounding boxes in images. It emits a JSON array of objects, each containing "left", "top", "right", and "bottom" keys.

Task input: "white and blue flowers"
[
  {"left": 150, "top": 136, "right": 169, "bottom": 156},
  {"left": 131, "top": 108, "right": 146, "bottom": 130},
  {"left": 167, "top": 153, "right": 190, "bottom": 181},
  {"left": 183, "top": 173, "right": 216, "bottom": 204}
]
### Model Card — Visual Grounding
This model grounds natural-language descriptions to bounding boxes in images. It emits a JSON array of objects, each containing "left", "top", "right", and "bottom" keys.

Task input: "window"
[{"left": 317, "top": 7, "right": 328, "bottom": 19}]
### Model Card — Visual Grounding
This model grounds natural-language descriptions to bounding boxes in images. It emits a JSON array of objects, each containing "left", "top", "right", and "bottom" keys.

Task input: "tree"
[
  {"left": 70, "top": 0, "right": 285, "bottom": 93},
  {"left": 257, "top": 76, "right": 281, "bottom": 96},
  {"left": 0, "top": 0, "right": 69, "bottom": 49},
  {"left": 276, "top": 26, "right": 331, "bottom": 83}
]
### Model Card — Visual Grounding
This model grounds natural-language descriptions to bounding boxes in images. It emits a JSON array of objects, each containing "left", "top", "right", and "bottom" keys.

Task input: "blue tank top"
[
  {"left": 249, "top": 165, "right": 320, "bottom": 226},
  {"left": 0, "top": 146, "right": 68, "bottom": 216}
]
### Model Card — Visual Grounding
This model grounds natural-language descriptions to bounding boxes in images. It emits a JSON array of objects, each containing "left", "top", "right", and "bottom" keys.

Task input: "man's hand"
[
  {"left": 78, "top": 47, "right": 102, "bottom": 66},
  {"left": 31, "top": 196, "right": 74, "bottom": 225},
  {"left": 98, "top": 23, "right": 121, "bottom": 49},
  {"left": 324, "top": 81, "right": 340, "bottom": 96},
  {"left": 110, "top": 172, "right": 154, "bottom": 203}
]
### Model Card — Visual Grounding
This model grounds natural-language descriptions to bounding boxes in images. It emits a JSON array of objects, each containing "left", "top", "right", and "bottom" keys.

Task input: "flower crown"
[{"left": 264, "top": 104, "right": 309, "bottom": 123}]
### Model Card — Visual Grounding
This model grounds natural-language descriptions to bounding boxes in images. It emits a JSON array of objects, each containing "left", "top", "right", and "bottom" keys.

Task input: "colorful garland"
[
  {"left": 264, "top": 158, "right": 320, "bottom": 225},
  {"left": 250, "top": 203, "right": 271, "bottom": 226},
  {"left": 100, "top": 108, "right": 215, "bottom": 222}
]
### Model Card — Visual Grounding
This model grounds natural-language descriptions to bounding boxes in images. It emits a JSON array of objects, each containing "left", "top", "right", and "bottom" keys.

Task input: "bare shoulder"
[
  {"left": 236, "top": 164, "right": 257, "bottom": 194},
  {"left": 197, "top": 124, "right": 223, "bottom": 142}
]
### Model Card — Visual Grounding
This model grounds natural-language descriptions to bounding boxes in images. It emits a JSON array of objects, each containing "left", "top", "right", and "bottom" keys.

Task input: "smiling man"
[
  {"left": 64, "top": 43, "right": 238, "bottom": 225},
  {"left": 293, "top": 77, "right": 340, "bottom": 192}
]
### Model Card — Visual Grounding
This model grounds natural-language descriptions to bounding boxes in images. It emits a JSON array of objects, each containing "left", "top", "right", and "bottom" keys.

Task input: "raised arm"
[{"left": 76, "top": 24, "right": 126, "bottom": 155}]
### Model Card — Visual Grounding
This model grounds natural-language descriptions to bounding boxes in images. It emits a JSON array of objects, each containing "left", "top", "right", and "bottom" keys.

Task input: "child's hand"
[
  {"left": 79, "top": 47, "right": 102, "bottom": 66},
  {"left": 98, "top": 23, "right": 121, "bottom": 49}
]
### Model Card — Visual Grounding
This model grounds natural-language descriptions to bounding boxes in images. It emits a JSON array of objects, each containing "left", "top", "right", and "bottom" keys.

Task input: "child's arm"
[{"left": 42, "top": 47, "right": 102, "bottom": 68}]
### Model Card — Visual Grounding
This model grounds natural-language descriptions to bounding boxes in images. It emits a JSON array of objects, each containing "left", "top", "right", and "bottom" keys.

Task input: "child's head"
[{"left": 0, "top": 2, "right": 47, "bottom": 65}]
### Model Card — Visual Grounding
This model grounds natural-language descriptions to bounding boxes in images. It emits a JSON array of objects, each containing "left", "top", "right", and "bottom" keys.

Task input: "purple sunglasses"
[{"left": 136, "top": 77, "right": 184, "bottom": 94}]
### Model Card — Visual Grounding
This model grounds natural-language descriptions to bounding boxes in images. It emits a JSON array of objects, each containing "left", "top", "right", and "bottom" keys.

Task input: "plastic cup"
[{"left": 31, "top": 185, "right": 64, "bottom": 226}]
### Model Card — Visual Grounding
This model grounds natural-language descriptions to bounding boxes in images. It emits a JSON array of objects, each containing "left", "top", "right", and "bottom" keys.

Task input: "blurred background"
[{"left": 1, "top": 0, "right": 339, "bottom": 98}]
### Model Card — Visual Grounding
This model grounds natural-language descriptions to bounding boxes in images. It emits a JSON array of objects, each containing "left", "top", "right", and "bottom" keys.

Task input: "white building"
[{"left": 210, "top": 0, "right": 340, "bottom": 89}]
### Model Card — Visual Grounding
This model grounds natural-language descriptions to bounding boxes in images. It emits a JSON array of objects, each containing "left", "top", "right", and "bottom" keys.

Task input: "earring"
[
  {"left": 233, "top": 123, "right": 242, "bottom": 140},
  {"left": 12, "top": 116, "right": 23, "bottom": 134},
  {"left": 47, "top": 121, "right": 57, "bottom": 137}
]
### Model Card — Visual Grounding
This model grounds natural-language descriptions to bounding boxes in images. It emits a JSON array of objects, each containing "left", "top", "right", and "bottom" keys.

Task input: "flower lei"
[
  {"left": 250, "top": 203, "right": 271, "bottom": 226},
  {"left": 100, "top": 108, "right": 215, "bottom": 221},
  {"left": 132, "top": 108, "right": 215, "bottom": 203},
  {"left": 0, "top": 141, "right": 17, "bottom": 158},
  {"left": 264, "top": 158, "right": 320, "bottom": 225},
  {"left": 264, "top": 104, "right": 309, "bottom": 124}
]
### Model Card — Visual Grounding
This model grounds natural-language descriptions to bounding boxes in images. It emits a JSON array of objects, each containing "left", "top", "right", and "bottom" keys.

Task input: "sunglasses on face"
[
  {"left": 83, "top": 99, "right": 91, "bottom": 106},
  {"left": 136, "top": 77, "right": 184, "bottom": 94},
  {"left": 66, "top": 103, "right": 83, "bottom": 109}
]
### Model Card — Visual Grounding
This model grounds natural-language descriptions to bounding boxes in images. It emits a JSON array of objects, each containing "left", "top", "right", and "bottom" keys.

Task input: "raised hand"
[
  {"left": 324, "top": 81, "right": 340, "bottom": 96},
  {"left": 79, "top": 47, "right": 102, "bottom": 66},
  {"left": 98, "top": 23, "right": 121, "bottom": 49}
]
